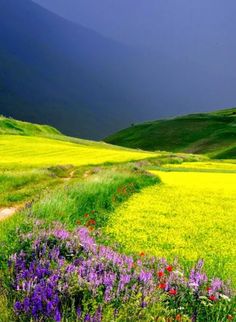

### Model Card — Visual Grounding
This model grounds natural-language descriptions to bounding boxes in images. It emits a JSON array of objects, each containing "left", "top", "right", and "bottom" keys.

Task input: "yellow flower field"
[
  {"left": 106, "top": 169, "right": 236, "bottom": 283},
  {"left": 0, "top": 135, "right": 155, "bottom": 168},
  {"left": 162, "top": 161, "right": 236, "bottom": 172}
]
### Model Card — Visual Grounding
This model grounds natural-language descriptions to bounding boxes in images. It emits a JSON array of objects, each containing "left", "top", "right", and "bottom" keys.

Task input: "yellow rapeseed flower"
[{"left": 106, "top": 168, "right": 236, "bottom": 284}]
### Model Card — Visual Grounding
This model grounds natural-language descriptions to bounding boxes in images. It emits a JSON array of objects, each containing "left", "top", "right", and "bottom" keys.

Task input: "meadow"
[
  {"left": 0, "top": 122, "right": 235, "bottom": 321},
  {"left": 0, "top": 134, "right": 156, "bottom": 208},
  {"left": 105, "top": 108, "right": 236, "bottom": 159},
  {"left": 0, "top": 135, "right": 154, "bottom": 168},
  {"left": 106, "top": 166, "right": 236, "bottom": 285}
]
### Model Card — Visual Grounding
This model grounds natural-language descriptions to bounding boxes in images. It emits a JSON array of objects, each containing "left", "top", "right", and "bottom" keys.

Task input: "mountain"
[
  {"left": 104, "top": 108, "right": 236, "bottom": 159},
  {"left": 1, "top": 0, "right": 236, "bottom": 140},
  {"left": 0, "top": 0, "right": 149, "bottom": 139},
  {"left": 33, "top": 1, "right": 236, "bottom": 118}
]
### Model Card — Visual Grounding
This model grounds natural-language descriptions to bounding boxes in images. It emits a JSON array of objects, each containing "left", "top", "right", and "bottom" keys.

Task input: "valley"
[{"left": 0, "top": 116, "right": 235, "bottom": 320}]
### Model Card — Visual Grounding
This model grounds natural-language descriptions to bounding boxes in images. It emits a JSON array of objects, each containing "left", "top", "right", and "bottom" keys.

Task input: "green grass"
[
  {"left": 0, "top": 166, "right": 78, "bottom": 207},
  {"left": 0, "top": 164, "right": 159, "bottom": 316},
  {"left": 0, "top": 165, "right": 159, "bottom": 268},
  {"left": 0, "top": 118, "right": 157, "bottom": 207},
  {"left": 0, "top": 115, "right": 61, "bottom": 136},
  {"left": 0, "top": 164, "right": 159, "bottom": 320},
  {"left": 104, "top": 107, "right": 236, "bottom": 159}
]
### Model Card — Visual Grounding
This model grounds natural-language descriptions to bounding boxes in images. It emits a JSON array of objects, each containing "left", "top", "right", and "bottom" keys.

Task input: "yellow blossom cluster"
[{"left": 106, "top": 168, "right": 236, "bottom": 284}]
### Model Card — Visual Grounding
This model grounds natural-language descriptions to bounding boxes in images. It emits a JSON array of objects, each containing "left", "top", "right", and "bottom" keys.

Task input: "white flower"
[
  {"left": 220, "top": 294, "right": 230, "bottom": 301},
  {"left": 174, "top": 270, "right": 183, "bottom": 277}
]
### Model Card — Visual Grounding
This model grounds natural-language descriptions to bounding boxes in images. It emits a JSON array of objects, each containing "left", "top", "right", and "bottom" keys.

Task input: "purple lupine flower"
[
  {"left": 210, "top": 278, "right": 222, "bottom": 293},
  {"left": 10, "top": 224, "right": 233, "bottom": 321},
  {"left": 77, "top": 307, "right": 82, "bottom": 318},
  {"left": 14, "top": 301, "right": 22, "bottom": 312},
  {"left": 189, "top": 260, "right": 208, "bottom": 291},
  {"left": 55, "top": 309, "right": 61, "bottom": 322},
  {"left": 139, "top": 270, "right": 152, "bottom": 283},
  {"left": 84, "top": 313, "right": 91, "bottom": 321}
]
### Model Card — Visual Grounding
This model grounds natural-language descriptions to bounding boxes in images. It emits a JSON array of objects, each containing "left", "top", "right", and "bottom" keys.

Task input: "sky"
[
  {"left": 32, "top": 0, "right": 236, "bottom": 114},
  {"left": 32, "top": 0, "right": 236, "bottom": 76},
  {"left": 33, "top": 0, "right": 235, "bottom": 48}
]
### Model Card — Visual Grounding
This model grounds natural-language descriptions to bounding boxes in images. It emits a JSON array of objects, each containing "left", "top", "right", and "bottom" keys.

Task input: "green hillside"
[
  {"left": 0, "top": 115, "right": 61, "bottom": 137},
  {"left": 105, "top": 108, "right": 236, "bottom": 159}
]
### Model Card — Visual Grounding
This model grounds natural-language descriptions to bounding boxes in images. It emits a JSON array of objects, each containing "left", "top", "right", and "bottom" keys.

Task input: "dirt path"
[
  {"left": 0, "top": 207, "right": 20, "bottom": 221},
  {"left": 0, "top": 171, "right": 76, "bottom": 222},
  {"left": 63, "top": 170, "right": 75, "bottom": 182}
]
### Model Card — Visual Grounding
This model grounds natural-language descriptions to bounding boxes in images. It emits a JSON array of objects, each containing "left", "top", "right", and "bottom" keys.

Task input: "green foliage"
[
  {"left": 29, "top": 167, "right": 159, "bottom": 229},
  {"left": 0, "top": 166, "right": 158, "bottom": 267},
  {"left": 0, "top": 168, "right": 63, "bottom": 207},
  {"left": 0, "top": 115, "right": 61, "bottom": 136},
  {"left": 105, "top": 108, "right": 236, "bottom": 159}
]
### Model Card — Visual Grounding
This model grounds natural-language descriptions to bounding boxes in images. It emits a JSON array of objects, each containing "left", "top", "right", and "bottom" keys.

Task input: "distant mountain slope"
[
  {"left": 0, "top": 116, "right": 146, "bottom": 152},
  {"left": 2, "top": 1, "right": 236, "bottom": 141},
  {"left": 0, "top": 0, "right": 146, "bottom": 139},
  {"left": 105, "top": 108, "right": 236, "bottom": 159}
]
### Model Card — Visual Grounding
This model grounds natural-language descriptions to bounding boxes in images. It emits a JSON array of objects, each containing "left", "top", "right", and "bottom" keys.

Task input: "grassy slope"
[
  {"left": 0, "top": 117, "right": 157, "bottom": 207},
  {"left": 0, "top": 117, "right": 156, "bottom": 169},
  {"left": 0, "top": 135, "right": 155, "bottom": 171},
  {"left": 105, "top": 107, "right": 236, "bottom": 159},
  {"left": 0, "top": 115, "right": 61, "bottom": 136}
]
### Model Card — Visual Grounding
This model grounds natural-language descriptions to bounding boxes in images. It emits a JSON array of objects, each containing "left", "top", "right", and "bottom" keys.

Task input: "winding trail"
[
  {"left": 0, "top": 170, "right": 77, "bottom": 222},
  {"left": 0, "top": 207, "right": 19, "bottom": 221}
]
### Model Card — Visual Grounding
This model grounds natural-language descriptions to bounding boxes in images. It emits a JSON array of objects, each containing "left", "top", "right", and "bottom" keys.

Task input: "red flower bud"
[
  {"left": 169, "top": 289, "right": 177, "bottom": 296},
  {"left": 166, "top": 265, "right": 173, "bottom": 272},
  {"left": 157, "top": 271, "right": 164, "bottom": 278},
  {"left": 176, "top": 314, "right": 182, "bottom": 321},
  {"left": 158, "top": 283, "right": 166, "bottom": 289},
  {"left": 209, "top": 295, "right": 216, "bottom": 301}
]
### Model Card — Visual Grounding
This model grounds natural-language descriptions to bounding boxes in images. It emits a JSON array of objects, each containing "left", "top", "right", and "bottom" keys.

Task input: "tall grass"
[
  {"left": 0, "top": 166, "right": 159, "bottom": 268},
  {"left": 29, "top": 167, "right": 159, "bottom": 229}
]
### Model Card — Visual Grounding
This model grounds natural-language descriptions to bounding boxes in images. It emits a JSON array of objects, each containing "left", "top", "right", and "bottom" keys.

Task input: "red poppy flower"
[
  {"left": 157, "top": 271, "right": 164, "bottom": 278},
  {"left": 139, "top": 252, "right": 145, "bottom": 257},
  {"left": 84, "top": 213, "right": 89, "bottom": 218},
  {"left": 169, "top": 289, "right": 177, "bottom": 296},
  {"left": 209, "top": 295, "right": 216, "bottom": 301},
  {"left": 175, "top": 314, "right": 182, "bottom": 321},
  {"left": 158, "top": 283, "right": 166, "bottom": 289},
  {"left": 166, "top": 265, "right": 173, "bottom": 272},
  {"left": 88, "top": 219, "right": 96, "bottom": 225}
]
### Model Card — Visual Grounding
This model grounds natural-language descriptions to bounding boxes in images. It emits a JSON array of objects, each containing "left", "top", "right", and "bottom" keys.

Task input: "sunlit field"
[
  {"left": 106, "top": 169, "right": 236, "bottom": 284},
  {"left": 161, "top": 161, "right": 236, "bottom": 172},
  {"left": 0, "top": 135, "right": 156, "bottom": 168},
  {"left": 1, "top": 135, "right": 236, "bottom": 319},
  {"left": 0, "top": 135, "right": 157, "bottom": 207}
]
